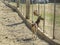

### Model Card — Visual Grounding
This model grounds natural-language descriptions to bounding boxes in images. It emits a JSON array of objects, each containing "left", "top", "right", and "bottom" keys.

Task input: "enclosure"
[{"left": 4, "top": 0, "right": 60, "bottom": 41}]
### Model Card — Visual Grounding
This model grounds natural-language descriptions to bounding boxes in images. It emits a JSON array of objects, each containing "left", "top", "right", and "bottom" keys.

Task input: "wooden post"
[
  {"left": 53, "top": 0, "right": 56, "bottom": 39},
  {"left": 4, "top": 0, "right": 5, "bottom": 1},
  {"left": 26, "top": 0, "right": 30, "bottom": 19},
  {"left": 17, "top": 0, "right": 20, "bottom": 7},
  {"left": 8, "top": 0, "right": 11, "bottom": 3},
  {"left": 43, "top": 0, "right": 45, "bottom": 33}
]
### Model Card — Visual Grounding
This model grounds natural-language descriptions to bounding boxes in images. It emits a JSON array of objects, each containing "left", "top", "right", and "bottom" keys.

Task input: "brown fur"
[
  {"left": 32, "top": 10, "right": 44, "bottom": 27},
  {"left": 33, "top": 10, "right": 39, "bottom": 16}
]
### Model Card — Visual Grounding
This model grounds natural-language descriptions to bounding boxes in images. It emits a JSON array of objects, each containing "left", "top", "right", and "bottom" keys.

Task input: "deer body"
[{"left": 33, "top": 10, "right": 44, "bottom": 26}]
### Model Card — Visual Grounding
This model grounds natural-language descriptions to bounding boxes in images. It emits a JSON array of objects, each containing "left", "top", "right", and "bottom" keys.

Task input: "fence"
[{"left": 4, "top": 0, "right": 60, "bottom": 41}]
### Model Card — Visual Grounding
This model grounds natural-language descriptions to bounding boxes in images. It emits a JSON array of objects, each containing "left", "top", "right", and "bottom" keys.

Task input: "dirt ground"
[
  {"left": 0, "top": 1, "right": 51, "bottom": 45},
  {"left": 7, "top": 1, "right": 60, "bottom": 41}
]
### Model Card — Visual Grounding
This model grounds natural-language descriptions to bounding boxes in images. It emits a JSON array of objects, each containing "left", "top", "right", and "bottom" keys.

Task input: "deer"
[
  {"left": 32, "top": 10, "right": 44, "bottom": 40},
  {"left": 32, "top": 10, "right": 44, "bottom": 27}
]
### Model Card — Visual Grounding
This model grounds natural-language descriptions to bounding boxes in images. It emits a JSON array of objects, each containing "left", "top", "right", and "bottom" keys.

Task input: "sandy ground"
[
  {"left": 9, "top": 2, "right": 54, "bottom": 38},
  {"left": 0, "top": 1, "right": 51, "bottom": 45}
]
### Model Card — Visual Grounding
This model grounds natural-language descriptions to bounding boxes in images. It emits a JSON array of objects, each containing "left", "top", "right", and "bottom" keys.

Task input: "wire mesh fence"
[{"left": 4, "top": 0, "right": 60, "bottom": 41}]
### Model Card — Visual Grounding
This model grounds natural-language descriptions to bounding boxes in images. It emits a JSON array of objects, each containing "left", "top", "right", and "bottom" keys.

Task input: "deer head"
[{"left": 33, "top": 10, "right": 39, "bottom": 16}]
